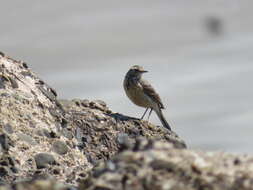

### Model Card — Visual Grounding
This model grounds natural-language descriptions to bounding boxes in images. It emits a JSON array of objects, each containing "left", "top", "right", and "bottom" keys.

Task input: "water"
[{"left": 1, "top": 0, "right": 253, "bottom": 153}]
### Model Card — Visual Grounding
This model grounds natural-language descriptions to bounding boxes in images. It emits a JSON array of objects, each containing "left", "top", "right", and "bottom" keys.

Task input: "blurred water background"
[{"left": 1, "top": 0, "right": 253, "bottom": 153}]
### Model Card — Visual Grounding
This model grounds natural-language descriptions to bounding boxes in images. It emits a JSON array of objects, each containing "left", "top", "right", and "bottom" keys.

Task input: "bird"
[{"left": 123, "top": 65, "right": 171, "bottom": 130}]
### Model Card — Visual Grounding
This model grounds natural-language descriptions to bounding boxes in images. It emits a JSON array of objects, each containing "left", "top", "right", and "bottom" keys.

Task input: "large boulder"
[{"left": 0, "top": 52, "right": 185, "bottom": 187}]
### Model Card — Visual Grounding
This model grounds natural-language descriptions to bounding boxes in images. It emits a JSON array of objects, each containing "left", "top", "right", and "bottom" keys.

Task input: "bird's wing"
[{"left": 140, "top": 79, "right": 165, "bottom": 109}]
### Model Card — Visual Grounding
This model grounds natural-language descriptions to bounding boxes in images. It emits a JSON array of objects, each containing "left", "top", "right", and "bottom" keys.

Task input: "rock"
[
  {"left": 37, "top": 86, "right": 57, "bottom": 102},
  {"left": 32, "top": 171, "right": 53, "bottom": 181},
  {"left": 89, "top": 100, "right": 107, "bottom": 111},
  {"left": 3, "top": 124, "right": 13, "bottom": 134},
  {"left": 8, "top": 77, "right": 19, "bottom": 89},
  {"left": 0, "top": 76, "right": 7, "bottom": 89},
  {"left": 52, "top": 140, "right": 68, "bottom": 155},
  {"left": 0, "top": 54, "right": 185, "bottom": 186},
  {"left": 80, "top": 99, "right": 89, "bottom": 107},
  {"left": 35, "top": 129, "right": 50, "bottom": 137},
  {"left": 10, "top": 179, "right": 71, "bottom": 190},
  {"left": 0, "top": 46, "right": 253, "bottom": 190},
  {"left": 116, "top": 133, "right": 133, "bottom": 151},
  {"left": 34, "top": 153, "right": 56, "bottom": 169},
  {"left": 60, "top": 128, "right": 73, "bottom": 140},
  {"left": 17, "top": 133, "right": 37, "bottom": 145},
  {"left": 35, "top": 129, "right": 58, "bottom": 138},
  {"left": 0, "top": 134, "right": 11, "bottom": 151}
]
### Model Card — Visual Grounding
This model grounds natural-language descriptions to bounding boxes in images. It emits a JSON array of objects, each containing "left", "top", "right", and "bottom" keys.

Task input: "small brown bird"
[{"left": 123, "top": 65, "right": 171, "bottom": 130}]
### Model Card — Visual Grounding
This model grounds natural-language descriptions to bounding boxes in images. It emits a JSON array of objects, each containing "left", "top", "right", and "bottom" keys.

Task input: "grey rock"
[
  {"left": 0, "top": 134, "right": 11, "bottom": 151},
  {"left": 61, "top": 128, "right": 73, "bottom": 140},
  {"left": 89, "top": 100, "right": 107, "bottom": 111},
  {"left": 80, "top": 99, "right": 89, "bottom": 107},
  {"left": 37, "top": 86, "right": 56, "bottom": 102},
  {"left": 0, "top": 92, "right": 10, "bottom": 97},
  {"left": 17, "top": 133, "right": 37, "bottom": 145},
  {"left": 32, "top": 171, "right": 53, "bottom": 181},
  {"left": 0, "top": 77, "right": 6, "bottom": 89},
  {"left": 20, "top": 71, "right": 32, "bottom": 77},
  {"left": 116, "top": 133, "right": 133, "bottom": 151},
  {"left": 52, "top": 140, "right": 68, "bottom": 155},
  {"left": 35, "top": 129, "right": 52, "bottom": 138},
  {"left": 34, "top": 153, "right": 56, "bottom": 169},
  {"left": 8, "top": 77, "right": 18, "bottom": 89},
  {"left": 3, "top": 179, "right": 70, "bottom": 190},
  {"left": 36, "top": 129, "right": 59, "bottom": 139},
  {"left": 3, "top": 124, "right": 13, "bottom": 134}
]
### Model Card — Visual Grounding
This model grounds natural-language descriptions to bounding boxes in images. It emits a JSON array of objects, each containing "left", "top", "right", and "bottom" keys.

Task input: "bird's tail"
[{"left": 155, "top": 108, "right": 171, "bottom": 131}]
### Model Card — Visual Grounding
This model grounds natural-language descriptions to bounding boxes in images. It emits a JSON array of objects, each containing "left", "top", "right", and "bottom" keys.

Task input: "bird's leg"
[
  {"left": 147, "top": 108, "right": 153, "bottom": 121},
  {"left": 141, "top": 108, "right": 149, "bottom": 120}
]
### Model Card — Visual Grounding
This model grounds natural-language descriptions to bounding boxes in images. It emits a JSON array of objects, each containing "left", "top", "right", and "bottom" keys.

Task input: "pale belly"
[{"left": 124, "top": 84, "right": 154, "bottom": 108}]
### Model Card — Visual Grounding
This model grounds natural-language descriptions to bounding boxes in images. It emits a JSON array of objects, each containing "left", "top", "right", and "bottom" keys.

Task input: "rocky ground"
[
  {"left": 83, "top": 139, "right": 253, "bottom": 190},
  {"left": 0, "top": 52, "right": 253, "bottom": 190}
]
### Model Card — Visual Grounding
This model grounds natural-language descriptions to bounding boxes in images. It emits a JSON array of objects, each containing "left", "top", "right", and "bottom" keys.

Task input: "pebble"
[
  {"left": 37, "top": 86, "right": 56, "bottom": 102},
  {"left": 52, "top": 140, "right": 68, "bottom": 155},
  {"left": 35, "top": 129, "right": 49, "bottom": 137},
  {"left": 61, "top": 128, "right": 73, "bottom": 140},
  {"left": 3, "top": 123, "right": 13, "bottom": 134},
  {"left": 0, "top": 77, "right": 6, "bottom": 89},
  {"left": 89, "top": 100, "right": 107, "bottom": 111},
  {"left": 34, "top": 153, "right": 56, "bottom": 169},
  {"left": 81, "top": 99, "right": 89, "bottom": 107},
  {"left": 116, "top": 133, "right": 132, "bottom": 150},
  {"left": 8, "top": 77, "right": 19, "bottom": 89},
  {"left": 17, "top": 133, "right": 37, "bottom": 145},
  {"left": 0, "top": 133, "right": 11, "bottom": 151}
]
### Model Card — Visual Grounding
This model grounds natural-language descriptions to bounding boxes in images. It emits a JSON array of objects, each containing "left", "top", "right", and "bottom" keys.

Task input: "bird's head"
[{"left": 127, "top": 65, "right": 148, "bottom": 78}]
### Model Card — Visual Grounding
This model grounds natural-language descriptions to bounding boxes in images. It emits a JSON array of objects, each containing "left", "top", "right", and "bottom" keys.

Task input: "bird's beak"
[{"left": 141, "top": 70, "right": 148, "bottom": 73}]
